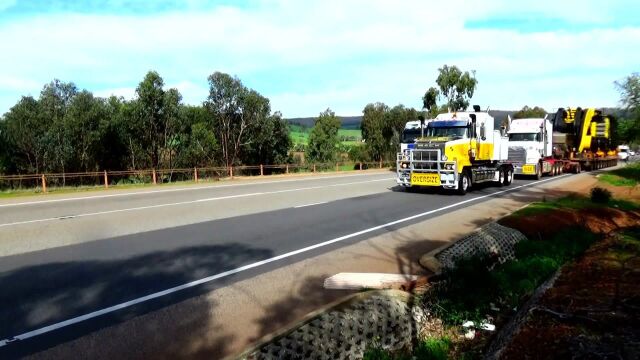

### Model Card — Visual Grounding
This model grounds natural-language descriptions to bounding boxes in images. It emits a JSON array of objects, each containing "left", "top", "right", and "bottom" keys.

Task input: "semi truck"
[
  {"left": 396, "top": 106, "right": 514, "bottom": 194},
  {"left": 507, "top": 107, "right": 618, "bottom": 178},
  {"left": 400, "top": 119, "right": 431, "bottom": 152}
]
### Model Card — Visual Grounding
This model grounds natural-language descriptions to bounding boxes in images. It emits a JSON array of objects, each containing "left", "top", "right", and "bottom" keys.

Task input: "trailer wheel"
[
  {"left": 457, "top": 172, "right": 470, "bottom": 195},
  {"left": 575, "top": 163, "right": 581, "bottom": 174},
  {"left": 503, "top": 167, "right": 513, "bottom": 186}
]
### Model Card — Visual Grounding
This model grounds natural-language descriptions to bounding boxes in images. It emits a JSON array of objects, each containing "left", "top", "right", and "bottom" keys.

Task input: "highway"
[{"left": 0, "top": 170, "right": 581, "bottom": 358}]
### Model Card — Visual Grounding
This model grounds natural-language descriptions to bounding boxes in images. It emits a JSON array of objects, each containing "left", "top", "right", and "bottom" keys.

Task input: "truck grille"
[
  {"left": 412, "top": 150, "right": 439, "bottom": 170},
  {"left": 508, "top": 146, "right": 526, "bottom": 163}
]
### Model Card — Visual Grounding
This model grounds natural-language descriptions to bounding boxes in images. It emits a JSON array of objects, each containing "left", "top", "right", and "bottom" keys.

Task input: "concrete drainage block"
[
  {"left": 236, "top": 290, "right": 420, "bottom": 360},
  {"left": 420, "top": 222, "right": 527, "bottom": 273}
]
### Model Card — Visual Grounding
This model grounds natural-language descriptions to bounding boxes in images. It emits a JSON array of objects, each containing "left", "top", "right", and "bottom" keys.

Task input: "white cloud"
[{"left": 0, "top": 0, "right": 638, "bottom": 117}]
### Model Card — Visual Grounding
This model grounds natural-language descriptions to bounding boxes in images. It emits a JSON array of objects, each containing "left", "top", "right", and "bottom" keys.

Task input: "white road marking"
[
  {"left": 0, "top": 174, "right": 570, "bottom": 347},
  {"left": 0, "top": 178, "right": 393, "bottom": 227},
  {"left": 0, "top": 172, "right": 390, "bottom": 208},
  {"left": 294, "top": 201, "right": 327, "bottom": 208}
]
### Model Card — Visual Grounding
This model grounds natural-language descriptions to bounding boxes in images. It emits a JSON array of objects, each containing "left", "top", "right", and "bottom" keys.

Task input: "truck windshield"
[
  {"left": 425, "top": 126, "right": 467, "bottom": 139},
  {"left": 509, "top": 133, "right": 539, "bottom": 141},
  {"left": 401, "top": 128, "right": 422, "bottom": 143}
]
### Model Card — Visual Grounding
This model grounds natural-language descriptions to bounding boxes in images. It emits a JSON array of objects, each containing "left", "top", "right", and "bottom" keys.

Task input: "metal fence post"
[
  {"left": 104, "top": 170, "right": 109, "bottom": 189},
  {"left": 41, "top": 174, "right": 47, "bottom": 193},
  {"left": 260, "top": 164, "right": 264, "bottom": 176}
]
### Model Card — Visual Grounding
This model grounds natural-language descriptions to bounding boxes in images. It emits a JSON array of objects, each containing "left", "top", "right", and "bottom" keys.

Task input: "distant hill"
[
  {"left": 287, "top": 112, "right": 515, "bottom": 130},
  {"left": 287, "top": 108, "right": 625, "bottom": 131},
  {"left": 286, "top": 116, "right": 362, "bottom": 130}
]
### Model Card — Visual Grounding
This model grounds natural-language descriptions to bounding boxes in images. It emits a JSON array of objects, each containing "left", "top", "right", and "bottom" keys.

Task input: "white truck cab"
[{"left": 507, "top": 117, "right": 553, "bottom": 177}]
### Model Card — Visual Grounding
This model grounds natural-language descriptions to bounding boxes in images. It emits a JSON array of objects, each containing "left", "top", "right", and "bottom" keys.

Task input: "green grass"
[
  {"left": 512, "top": 194, "right": 640, "bottom": 217},
  {"left": 414, "top": 337, "right": 452, "bottom": 360},
  {"left": 0, "top": 179, "right": 206, "bottom": 199},
  {"left": 426, "top": 226, "right": 599, "bottom": 325},
  {"left": 289, "top": 125, "right": 362, "bottom": 145},
  {"left": 599, "top": 162, "right": 640, "bottom": 187},
  {"left": 363, "top": 337, "right": 451, "bottom": 360}
]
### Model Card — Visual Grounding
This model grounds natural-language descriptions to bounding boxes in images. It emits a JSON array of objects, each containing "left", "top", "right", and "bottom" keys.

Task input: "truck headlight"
[
  {"left": 444, "top": 163, "right": 454, "bottom": 170},
  {"left": 441, "top": 155, "right": 448, "bottom": 161}
]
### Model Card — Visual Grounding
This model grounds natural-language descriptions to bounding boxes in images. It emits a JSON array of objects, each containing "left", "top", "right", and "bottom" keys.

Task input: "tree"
[
  {"left": 512, "top": 105, "right": 548, "bottom": 119},
  {"left": 64, "top": 90, "right": 107, "bottom": 171},
  {"left": 308, "top": 108, "right": 341, "bottom": 163},
  {"left": 422, "top": 87, "right": 440, "bottom": 117},
  {"left": 135, "top": 71, "right": 168, "bottom": 169},
  {"left": 205, "top": 72, "right": 248, "bottom": 167},
  {"left": 242, "top": 111, "right": 292, "bottom": 165},
  {"left": 615, "top": 73, "right": 640, "bottom": 142},
  {"left": 435, "top": 65, "right": 478, "bottom": 111},
  {"left": 40, "top": 79, "right": 78, "bottom": 174},
  {"left": 1, "top": 96, "right": 47, "bottom": 173},
  {"left": 361, "top": 102, "right": 389, "bottom": 161}
]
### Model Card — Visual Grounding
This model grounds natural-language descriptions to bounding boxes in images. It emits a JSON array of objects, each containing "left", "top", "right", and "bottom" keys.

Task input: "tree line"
[
  {"left": 2, "top": 66, "right": 636, "bottom": 176},
  {"left": 0, "top": 71, "right": 292, "bottom": 174}
]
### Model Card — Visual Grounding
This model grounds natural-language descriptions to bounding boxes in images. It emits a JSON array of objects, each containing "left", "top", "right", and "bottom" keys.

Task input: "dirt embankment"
[
  {"left": 494, "top": 189, "right": 640, "bottom": 359},
  {"left": 499, "top": 229, "right": 640, "bottom": 359},
  {"left": 499, "top": 207, "right": 640, "bottom": 238}
]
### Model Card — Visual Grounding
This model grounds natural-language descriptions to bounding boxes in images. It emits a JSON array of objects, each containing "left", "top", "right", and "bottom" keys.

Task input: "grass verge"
[
  {"left": 511, "top": 193, "right": 639, "bottom": 217},
  {"left": 599, "top": 162, "right": 640, "bottom": 187}
]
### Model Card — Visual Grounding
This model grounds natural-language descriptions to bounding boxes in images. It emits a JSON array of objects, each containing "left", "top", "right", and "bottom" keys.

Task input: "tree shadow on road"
[{"left": 0, "top": 243, "right": 272, "bottom": 360}]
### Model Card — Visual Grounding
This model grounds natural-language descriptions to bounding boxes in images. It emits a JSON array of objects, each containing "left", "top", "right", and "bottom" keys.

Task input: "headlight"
[
  {"left": 401, "top": 163, "right": 408, "bottom": 169},
  {"left": 441, "top": 154, "right": 448, "bottom": 161},
  {"left": 444, "top": 163, "right": 454, "bottom": 170}
]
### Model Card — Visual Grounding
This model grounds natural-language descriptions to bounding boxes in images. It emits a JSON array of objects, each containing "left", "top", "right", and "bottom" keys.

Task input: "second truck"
[{"left": 507, "top": 107, "right": 618, "bottom": 178}]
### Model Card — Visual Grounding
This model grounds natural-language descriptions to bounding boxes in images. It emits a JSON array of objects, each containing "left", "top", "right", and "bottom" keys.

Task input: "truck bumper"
[
  {"left": 513, "top": 163, "right": 538, "bottom": 176},
  {"left": 396, "top": 170, "right": 458, "bottom": 189}
]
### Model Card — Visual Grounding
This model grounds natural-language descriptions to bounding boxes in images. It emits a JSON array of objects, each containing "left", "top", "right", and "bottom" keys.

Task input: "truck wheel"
[
  {"left": 503, "top": 167, "right": 513, "bottom": 186},
  {"left": 497, "top": 168, "right": 505, "bottom": 187},
  {"left": 535, "top": 165, "right": 542, "bottom": 180},
  {"left": 457, "top": 172, "right": 470, "bottom": 195},
  {"left": 575, "top": 164, "right": 581, "bottom": 173}
]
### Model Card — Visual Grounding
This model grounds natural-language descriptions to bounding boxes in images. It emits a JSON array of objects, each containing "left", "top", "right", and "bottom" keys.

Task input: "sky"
[{"left": 0, "top": 0, "right": 639, "bottom": 118}]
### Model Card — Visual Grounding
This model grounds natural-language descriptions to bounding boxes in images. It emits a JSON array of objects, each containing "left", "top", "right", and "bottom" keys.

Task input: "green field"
[{"left": 289, "top": 124, "right": 362, "bottom": 145}]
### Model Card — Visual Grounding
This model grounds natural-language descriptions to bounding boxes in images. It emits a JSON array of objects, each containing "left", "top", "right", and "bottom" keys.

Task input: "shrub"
[{"left": 590, "top": 186, "right": 612, "bottom": 204}]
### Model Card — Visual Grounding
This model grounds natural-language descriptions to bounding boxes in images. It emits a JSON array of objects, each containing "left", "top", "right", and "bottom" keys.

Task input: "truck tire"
[
  {"left": 535, "top": 165, "right": 542, "bottom": 180},
  {"left": 457, "top": 172, "right": 470, "bottom": 195},
  {"left": 503, "top": 167, "right": 513, "bottom": 186},
  {"left": 497, "top": 168, "right": 505, "bottom": 187}
]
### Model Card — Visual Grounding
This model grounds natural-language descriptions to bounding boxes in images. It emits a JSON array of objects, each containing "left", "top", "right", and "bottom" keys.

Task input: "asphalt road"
[{"left": 0, "top": 170, "right": 575, "bottom": 358}]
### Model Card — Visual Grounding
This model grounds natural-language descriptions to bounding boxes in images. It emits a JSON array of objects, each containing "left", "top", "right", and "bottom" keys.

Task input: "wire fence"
[{"left": 0, "top": 161, "right": 396, "bottom": 193}]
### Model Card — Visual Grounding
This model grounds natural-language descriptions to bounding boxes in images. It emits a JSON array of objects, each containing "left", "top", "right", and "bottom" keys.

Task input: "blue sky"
[{"left": 1, "top": 0, "right": 639, "bottom": 117}]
